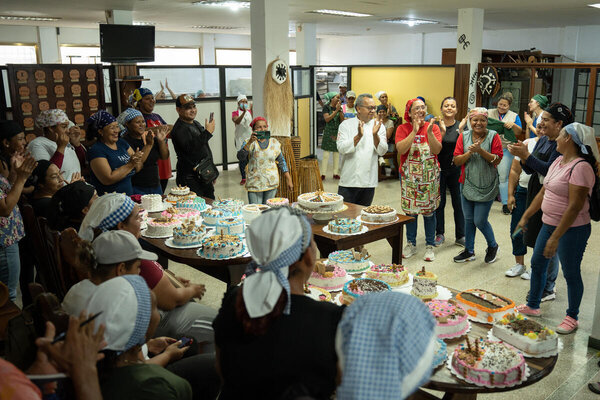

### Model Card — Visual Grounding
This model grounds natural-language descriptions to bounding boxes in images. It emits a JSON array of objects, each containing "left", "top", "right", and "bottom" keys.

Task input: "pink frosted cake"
[
  {"left": 145, "top": 217, "right": 182, "bottom": 237},
  {"left": 308, "top": 261, "right": 347, "bottom": 290},
  {"left": 161, "top": 207, "right": 201, "bottom": 223},
  {"left": 366, "top": 264, "right": 408, "bottom": 286},
  {"left": 266, "top": 197, "right": 289, "bottom": 207},
  {"left": 449, "top": 337, "right": 527, "bottom": 388},
  {"left": 427, "top": 299, "right": 470, "bottom": 339}
]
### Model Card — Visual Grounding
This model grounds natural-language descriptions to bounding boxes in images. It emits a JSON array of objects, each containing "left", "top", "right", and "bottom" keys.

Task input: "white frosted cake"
[
  {"left": 200, "top": 233, "right": 244, "bottom": 259},
  {"left": 166, "top": 185, "right": 196, "bottom": 203},
  {"left": 327, "top": 249, "right": 370, "bottom": 273},
  {"left": 212, "top": 198, "right": 244, "bottom": 215},
  {"left": 366, "top": 264, "right": 408, "bottom": 286},
  {"left": 242, "top": 204, "right": 270, "bottom": 225},
  {"left": 266, "top": 197, "right": 289, "bottom": 207},
  {"left": 215, "top": 216, "right": 245, "bottom": 236},
  {"left": 492, "top": 313, "right": 558, "bottom": 356},
  {"left": 145, "top": 217, "right": 181, "bottom": 237},
  {"left": 173, "top": 223, "right": 206, "bottom": 247},
  {"left": 203, "top": 208, "right": 233, "bottom": 226},
  {"left": 141, "top": 194, "right": 163, "bottom": 212},
  {"left": 308, "top": 260, "right": 348, "bottom": 290},
  {"left": 411, "top": 267, "right": 438, "bottom": 299},
  {"left": 361, "top": 205, "right": 397, "bottom": 223},
  {"left": 161, "top": 207, "right": 202, "bottom": 224},
  {"left": 327, "top": 217, "right": 362, "bottom": 234},
  {"left": 297, "top": 191, "right": 344, "bottom": 213},
  {"left": 139, "top": 208, "right": 148, "bottom": 230}
]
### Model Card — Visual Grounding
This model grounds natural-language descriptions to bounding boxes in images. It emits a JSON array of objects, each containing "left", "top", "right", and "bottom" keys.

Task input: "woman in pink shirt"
[{"left": 516, "top": 122, "right": 597, "bottom": 334}]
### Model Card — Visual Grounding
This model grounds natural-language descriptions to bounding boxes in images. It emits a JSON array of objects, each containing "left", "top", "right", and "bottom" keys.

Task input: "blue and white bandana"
[
  {"left": 78, "top": 193, "right": 135, "bottom": 241},
  {"left": 242, "top": 206, "right": 312, "bottom": 317},
  {"left": 117, "top": 108, "right": 143, "bottom": 135},
  {"left": 565, "top": 122, "right": 597, "bottom": 157},
  {"left": 86, "top": 110, "right": 117, "bottom": 131},
  {"left": 336, "top": 292, "right": 436, "bottom": 400}
]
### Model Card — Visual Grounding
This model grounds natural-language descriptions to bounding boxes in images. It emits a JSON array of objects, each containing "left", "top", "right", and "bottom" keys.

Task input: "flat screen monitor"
[{"left": 100, "top": 24, "right": 155, "bottom": 63}]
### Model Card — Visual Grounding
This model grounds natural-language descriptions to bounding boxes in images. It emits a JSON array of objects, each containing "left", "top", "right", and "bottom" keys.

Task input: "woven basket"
[{"left": 298, "top": 158, "right": 324, "bottom": 194}]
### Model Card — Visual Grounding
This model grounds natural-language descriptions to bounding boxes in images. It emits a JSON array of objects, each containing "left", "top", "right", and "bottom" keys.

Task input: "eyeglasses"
[{"left": 359, "top": 106, "right": 377, "bottom": 111}]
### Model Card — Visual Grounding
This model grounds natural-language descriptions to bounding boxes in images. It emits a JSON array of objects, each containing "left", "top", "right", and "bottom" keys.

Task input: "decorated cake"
[
  {"left": 161, "top": 207, "right": 202, "bottom": 224},
  {"left": 361, "top": 205, "right": 397, "bottom": 223},
  {"left": 327, "top": 217, "right": 362, "bottom": 234},
  {"left": 176, "top": 197, "right": 208, "bottom": 212},
  {"left": 366, "top": 264, "right": 408, "bottom": 287},
  {"left": 215, "top": 216, "right": 245, "bottom": 236},
  {"left": 304, "top": 284, "right": 333, "bottom": 303},
  {"left": 139, "top": 208, "right": 148, "bottom": 230},
  {"left": 492, "top": 313, "right": 558, "bottom": 356},
  {"left": 456, "top": 289, "right": 516, "bottom": 324},
  {"left": 411, "top": 267, "right": 438, "bottom": 299},
  {"left": 307, "top": 260, "right": 348, "bottom": 290},
  {"left": 242, "top": 204, "right": 270, "bottom": 225},
  {"left": 145, "top": 217, "right": 181, "bottom": 237},
  {"left": 200, "top": 233, "right": 244, "bottom": 259},
  {"left": 427, "top": 299, "right": 470, "bottom": 339},
  {"left": 341, "top": 278, "right": 391, "bottom": 305},
  {"left": 141, "top": 194, "right": 163, "bottom": 212},
  {"left": 212, "top": 198, "right": 244, "bottom": 215},
  {"left": 449, "top": 337, "right": 527, "bottom": 388},
  {"left": 297, "top": 191, "right": 344, "bottom": 213},
  {"left": 166, "top": 185, "right": 196, "bottom": 203},
  {"left": 173, "top": 222, "right": 206, "bottom": 247},
  {"left": 266, "top": 197, "right": 289, "bottom": 207},
  {"left": 327, "top": 249, "right": 371, "bottom": 273},
  {"left": 432, "top": 338, "right": 447, "bottom": 369},
  {"left": 202, "top": 208, "right": 233, "bottom": 226}
]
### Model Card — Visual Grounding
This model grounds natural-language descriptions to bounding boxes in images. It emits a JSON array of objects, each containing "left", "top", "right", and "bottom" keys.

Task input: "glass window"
[
  {"left": 0, "top": 45, "right": 37, "bottom": 65},
  {"left": 216, "top": 49, "right": 297, "bottom": 66},
  {"left": 103, "top": 67, "right": 112, "bottom": 103},
  {"left": 225, "top": 68, "right": 251, "bottom": 97},
  {"left": 293, "top": 68, "right": 311, "bottom": 97},
  {"left": 60, "top": 46, "right": 101, "bottom": 64},
  {"left": 138, "top": 67, "right": 220, "bottom": 98},
  {"left": 2, "top": 69, "right": 10, "bottom": 108},
  {"left": 139, "top": 48, "right": 200, "bottom": 66}
]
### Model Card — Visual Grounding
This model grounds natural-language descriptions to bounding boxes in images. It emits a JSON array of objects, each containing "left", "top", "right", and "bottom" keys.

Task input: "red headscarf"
[
  {"left": 404, "top": 98, "right": 419, "bottom": 123},
  {"left": 250, "top": 116, "right": 268, "bottom": 130}
]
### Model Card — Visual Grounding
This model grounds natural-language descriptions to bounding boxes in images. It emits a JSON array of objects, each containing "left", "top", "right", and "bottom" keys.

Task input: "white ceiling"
[{"left": 0, "top": 0, "right": 598, "bottom": 36}]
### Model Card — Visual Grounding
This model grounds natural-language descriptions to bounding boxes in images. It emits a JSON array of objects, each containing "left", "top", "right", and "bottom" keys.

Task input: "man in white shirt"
[
  {"left": 336, "top": 93, "right": 388, "bottom": 206},
  {"left": 28, "top": 109, "right": 81, "bottom": 182}
]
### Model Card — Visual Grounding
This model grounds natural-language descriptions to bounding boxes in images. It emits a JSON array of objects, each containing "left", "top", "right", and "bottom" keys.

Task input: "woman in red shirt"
[
  {"left": 395, "top": 98, "right": 442, "bottom": 262},
  {"left": 452, "top": 108, "right": 503, "bottom": 263}
]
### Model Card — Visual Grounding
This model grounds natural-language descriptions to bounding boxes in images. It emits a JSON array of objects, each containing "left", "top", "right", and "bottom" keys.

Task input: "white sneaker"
[
  {"left": 424, "top": 245, "right": 435, "bottom": 262},
  {"left": 520, "top": 271, "right": 531, "bottom": 280},
  {"left": 505, "top": 264, "right": 526, "bottom": 277},
  {"left": 403, "top": 243, "right": 417, "bottom": 259}
]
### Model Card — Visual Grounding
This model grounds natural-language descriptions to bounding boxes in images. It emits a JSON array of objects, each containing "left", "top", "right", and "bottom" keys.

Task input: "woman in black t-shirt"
[
  {"left": 119, "top": 108, "right": 169, "bottom": 195},
  {"left": 213, "top": 207, "right": 344, "bottom": 400},
  {"left": 434, "top": 97, "right": 465, "bottom": 247}
]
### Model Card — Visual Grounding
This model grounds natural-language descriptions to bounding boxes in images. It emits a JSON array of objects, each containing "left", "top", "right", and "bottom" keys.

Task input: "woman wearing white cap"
[
  {"left": 232, "top": 94, "right": 253, "bottom": 185},
  {"left": 213, "top": 207, "right": 344, "bottom": 399},
  {"left": 88, "top": 275, "right": 192, "bottom": 400}
]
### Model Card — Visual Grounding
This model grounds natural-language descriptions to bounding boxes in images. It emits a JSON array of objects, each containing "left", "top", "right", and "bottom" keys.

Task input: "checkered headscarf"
[
  {"left": 336, "top": 292, "right": 436, "bottom": 400},
  {"left": 78, "top": 193, "right": 135, "bottom": 241},
  {"left": 243, "top": 206, "right": 312, "bottom": 317},
  {"left": 117, "top": 108, "right": 143, "bottom": 135}
]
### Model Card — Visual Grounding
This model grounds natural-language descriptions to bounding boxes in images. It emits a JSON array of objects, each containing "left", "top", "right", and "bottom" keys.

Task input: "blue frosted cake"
[
  {"left": 173, "top": 223, "right": 205, "bottom": 247},
  {"left": 328, "top": 217, "right": 362, "bottom": 234},
  {"left": 200, "top": 233, "right": 244, "bottom": 259},
  {"left": 432, "top": 338, "right": 447, "bottom": 369},
  {"left": 328, "top": 249, "right": 371, "bottom": 273},
  {"left": 216, "top": 216, "right": 245, "bottom": 236},
  {"left": 203, "top": 208, "right": 233, "bottom": 226},
  {"left": 212, "top": 198, "right": 243, "bottom": 216},
  {"left": 176, "top": 197, "right": 208, "bottom": 212}
]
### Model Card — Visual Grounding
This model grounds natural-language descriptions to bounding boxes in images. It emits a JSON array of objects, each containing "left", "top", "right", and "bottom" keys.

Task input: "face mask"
[
  {"left": 240, "top": 103, "right": 248, "bottom": 110},
  {"left": 255, "top": 130, "right": 270, "bottom": 140}
]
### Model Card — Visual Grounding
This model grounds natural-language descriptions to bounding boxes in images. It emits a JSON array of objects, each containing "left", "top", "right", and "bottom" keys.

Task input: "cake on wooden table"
[
  {"left": 176, "top": 197, "right": 208, "bottom": 212},
  {"left": 161, "top": 207, "right": 202, "bottom": 224},
  {"left": 141, "top": 194, "right": 163, "bottom": 211},
  {"left": 166, "top": 185, "right": 196, "bottom": 203},
  {"left": 173, "top": 222, "right": 206, "bottom": 247},
  {"left": 242, "top": 204, "right": 270, "bottom": 225},
  {"left": 145, "top": 217, "right": 182, "bottom": 237},
  {"left": 266, "top": 197, "right": 289, "bottom": 207},
  {"left": 456, "top": 289, "right": 516, "bottom": 324},
  {"left": 327, "top": 248, "right": 371, "bottom": 274},
  {"left": 365, "top": 264, "right": 408, "bottom": 286},
  {"left": 200, "top": 232, "right": 244, "bottom": 259},
  {"left": 492, "top": 313, "right": 558, "bottom": 356},
  {"left": 449, "top": 337, "right": 527, "bottom": 388},
  {"left": 341, "top": 278, "right": 391, "bottom": 305},
  {"left": 304, "top": 283, "right": 333, "bottom": 303},
  {"left": 432, "top": 338, "right": 447, "bottom": 369},
  {"left": 308, "top": 260, "right": 348, "bottom": 290},
  {"left": 202, "top": 208, "right": 233, "bottom": 226},
  {"left": 297, "top": 191, "right": 344, "bottom": 213},
  {"left": 427, "top": 299, "right": 470, "bottom": 339},
  {"left": 215, "top": 216, "right": 245, "bottom": 236},
  {"left": 327, "top": 217, "right": 362, "bottom": 234},
  {"left": 411, "top": 267, "right": 438, "bottom": 299},
  {"left": 212, "top": 198, "right": 244, "bottom": 216},
  {"left": 360, "top": 205, "right": 397, "bottom": 223}
]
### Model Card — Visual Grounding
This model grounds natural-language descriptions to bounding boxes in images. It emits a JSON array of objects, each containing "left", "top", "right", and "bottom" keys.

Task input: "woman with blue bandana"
[
  {"left": 336, "top": 292, "right": 436, "bottom": 399},
  {"left": 119, "top": 108, "right": 170, "bottom": 195},
  {"left": 516, "top": 122, "right": 598, "bottom": 334},
  {"left": 213, "top": 207, "right": 344, "bottom": 399},
  {"left": 86, "top": 110, "right": 143, "bottom": 195}
]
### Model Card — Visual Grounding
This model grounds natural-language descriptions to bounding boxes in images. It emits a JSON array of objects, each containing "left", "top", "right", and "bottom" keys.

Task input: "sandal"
[{"left": 556, "top": 316, "right": 578, "bottom": 334}]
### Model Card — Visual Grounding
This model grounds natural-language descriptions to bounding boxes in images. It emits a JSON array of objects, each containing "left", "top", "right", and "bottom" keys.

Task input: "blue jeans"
[
  {"left": 498, "top": 148, "right": 514, "bottom": 205},
  {"left": 527, "top": 223, "right": 591, "bottom": 319},
  {"left": 436, "top": 167, "right": 464, "bottom": 240},
  {"left": 239, "top": 157, "right": 248, "bottom": 180},
  {"left": 406, "top": 213, "right": 436, "bottom": 246},
  {"left": 0, "top": 243, "right": 21, "bottom": 301},
  {"left": 461, "top": 195, "right": 497, "bottom": 254},
  {"left": 248, "top": 189, "right": 277, "bottom": 205},
  {"left": 133, "top": 184, "right": 163, "bottom": 195},
  {"left": 510, "top": 185, "right": 528, "bottom": 257}
]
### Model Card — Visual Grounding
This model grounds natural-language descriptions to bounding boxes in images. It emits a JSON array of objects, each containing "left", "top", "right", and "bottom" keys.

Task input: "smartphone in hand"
[
  {"left": 178, "top": 337, "right": 194, "bottom": 348},
  {"left": 209, "top": 112, "right": 214, "bottom": 122}
]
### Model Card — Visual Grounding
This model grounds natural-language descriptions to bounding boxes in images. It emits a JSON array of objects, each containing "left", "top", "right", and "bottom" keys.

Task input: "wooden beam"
[{"left": 586, "top": 68, "right": 597, "bottom": 126}]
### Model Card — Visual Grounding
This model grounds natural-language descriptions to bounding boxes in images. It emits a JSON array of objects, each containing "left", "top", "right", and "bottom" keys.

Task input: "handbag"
[{"left": 194, "top": 157, "right": 219, "bottom": 183}]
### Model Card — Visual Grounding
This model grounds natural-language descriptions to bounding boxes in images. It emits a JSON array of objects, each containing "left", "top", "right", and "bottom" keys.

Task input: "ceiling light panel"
[
  {"left": 382, "top": 18, "right": 439, "bottom": 26},
  {"left": 192, "top": 25, "right": 240, "bottom": 29},
  {"left": 193, "top": 1, "right": 250, "bottom": 8},
  {"left": 133, "top": 21, "right": 156, "bottom": 25},
  {"left": 307, "top": 9, "right": 372, "bottom": 17},
  {"left": 588, "top": 3, "right": 600, "bottom": 8},
  {"left": 0, "top": 15, "right": 61, "bottom": 21}
]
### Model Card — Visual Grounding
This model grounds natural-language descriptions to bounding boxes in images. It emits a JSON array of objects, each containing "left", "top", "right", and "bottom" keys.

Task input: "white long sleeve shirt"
[
  {"left": 336, "top": 117, "right": 388, "bottom": 188},
  {"left": 28, "top": 136, "right": 81, "bottom": 182}
]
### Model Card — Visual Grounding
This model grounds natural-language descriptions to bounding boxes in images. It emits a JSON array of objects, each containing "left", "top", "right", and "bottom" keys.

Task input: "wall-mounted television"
[{"left": 100, "top": 24, "right": 155, "bottom": 63}]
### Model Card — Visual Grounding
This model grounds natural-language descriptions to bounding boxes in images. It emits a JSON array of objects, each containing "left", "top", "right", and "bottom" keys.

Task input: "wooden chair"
[{"left": 37, "top": 218, "right": 70, "bottom": 301}]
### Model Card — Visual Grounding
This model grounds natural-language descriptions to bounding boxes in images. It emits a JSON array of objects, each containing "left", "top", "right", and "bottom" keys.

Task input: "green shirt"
[{"left": 101, "top": 364, "right": 192, "bottom": 400}]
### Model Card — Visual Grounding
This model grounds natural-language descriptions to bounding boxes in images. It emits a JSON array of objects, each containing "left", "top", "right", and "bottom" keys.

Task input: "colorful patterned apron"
[
  {"left": 245, "top": 139, "right": 282, "bottom": 192},
  {"left": 400, "top": 134, "right": 440, "bottom": 215}
]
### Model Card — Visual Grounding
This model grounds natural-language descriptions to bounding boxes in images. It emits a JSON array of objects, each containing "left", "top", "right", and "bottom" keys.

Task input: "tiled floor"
[{"left": 169, "top": 163, "right": 600, "bottom": 400}]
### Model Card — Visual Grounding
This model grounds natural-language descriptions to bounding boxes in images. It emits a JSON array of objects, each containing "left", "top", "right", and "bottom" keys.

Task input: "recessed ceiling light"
[
  {"left": 192, "top": 1, "right": 250, "bottom": 9},
  {"left": 133, "top": 21, "right": 156, "bottom": 26},
  {"left": 588, "top": 3, "right": 600, "bottom": 7},
  {"left": 0, "top": 15, "right": 61, "bottom": 21},
  {"left": 382, "top": 18, "right": 439, "bottom": 27},
  {"left": 192, "top": 25, "right": 240, "bottom": 29},
  {"left": 307, "top": 9, "right": 372, "bottom": 17}
]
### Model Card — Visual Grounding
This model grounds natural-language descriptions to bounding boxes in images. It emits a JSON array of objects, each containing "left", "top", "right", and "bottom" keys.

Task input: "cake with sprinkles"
[
  {"left": 360, "top": 205, "right": 397, "bottom": 223},
  {"left": 341, "top": 278, "right": 390, "bottom": 305},
  {"left": 215, "top": 216, "right": 245, "bottom": 236},
  {"left": 432, "top": 338, "right": 447, "bottom": 369},
  {"left": 327, "top": 249, "right": 371, "bottom": 273},
  {"left": 145, "top": 217, "right": 181, "bottom": 237},
  {"left": 492, "top": 313, "right": 558, "bottom": 356},
  {"left": 266, "top": 197, "right": 289, "bottom": 207},
  {"left": 161, "top": 207, "right": 202, "bottom": 224},
  {"left": 426, "top": 299, "right": 470, "bottom": 339},
  {"left": 365, "top": 263, "right": 408, "bottom": 286},
  {"left": 200, "top": 233, "right": 244, "bottom": 259},
  {"left": 308, "top": 260, "right": 348, "bottom": 290},
  {"left": 212, "top": 198, "right": 244, "bottom": 216},
  {"left": 327, "top": 217, "right": 362, "bottom": 234},
  {"left": 411, "top": 266, "right": 438, "bottom": 299}
]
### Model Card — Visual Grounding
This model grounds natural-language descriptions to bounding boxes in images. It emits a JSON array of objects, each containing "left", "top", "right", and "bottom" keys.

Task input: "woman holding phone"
[{"left": 236, "top": 117, "right": 293, "bottom": 204}]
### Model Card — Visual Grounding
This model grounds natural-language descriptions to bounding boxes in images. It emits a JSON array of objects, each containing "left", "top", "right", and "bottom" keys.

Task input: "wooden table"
[{"left": 310, "top": 202, "right": 413, "bottom": 263}]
